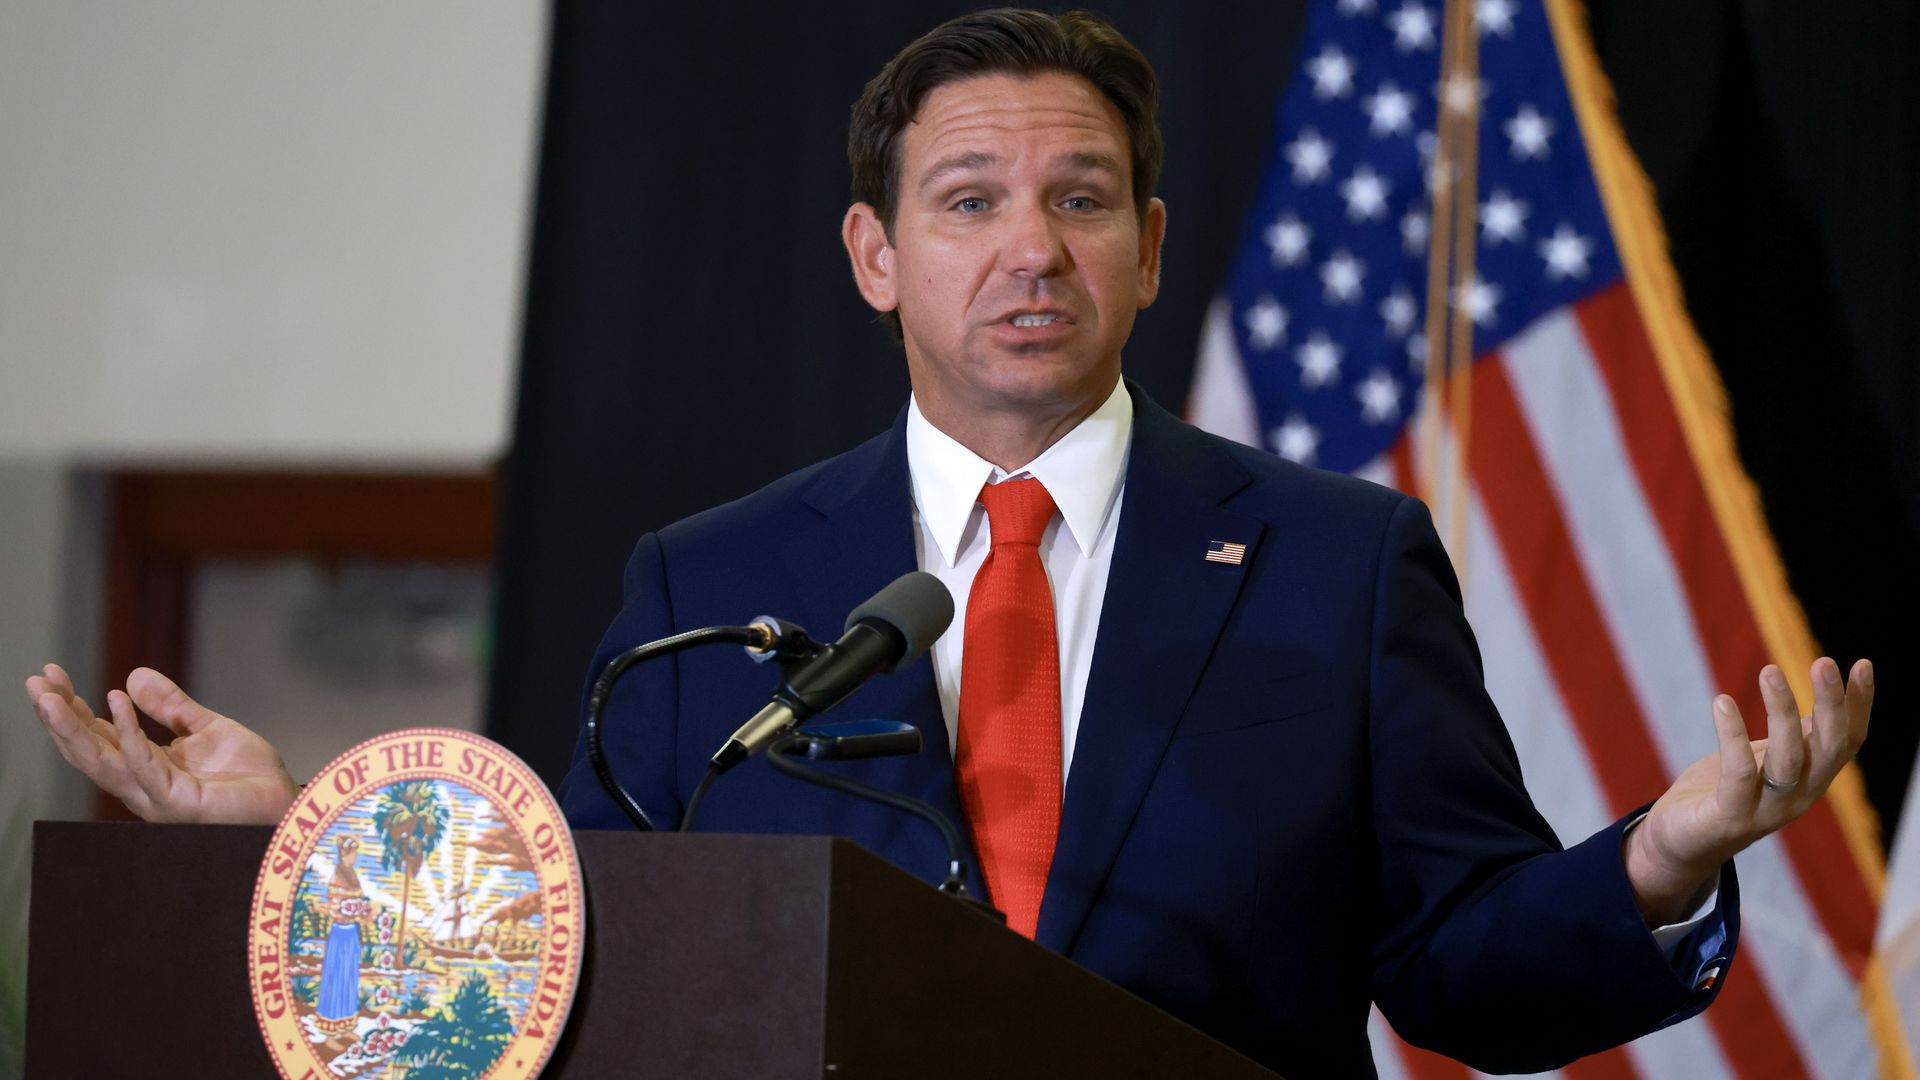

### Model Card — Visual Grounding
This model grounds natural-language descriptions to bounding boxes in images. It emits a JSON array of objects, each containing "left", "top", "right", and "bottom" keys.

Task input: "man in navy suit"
[
  {"left": 546, "top": 10, "right": 1873, "bottom": 1074},
  {"left": 26, "top": 9, "right": 1875, "bottom": 1076}
]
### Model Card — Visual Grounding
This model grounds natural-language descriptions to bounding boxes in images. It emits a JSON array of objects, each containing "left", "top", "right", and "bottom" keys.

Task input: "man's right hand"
[{"left": 24, "top": 663, "right": 298, "bottom": 825}]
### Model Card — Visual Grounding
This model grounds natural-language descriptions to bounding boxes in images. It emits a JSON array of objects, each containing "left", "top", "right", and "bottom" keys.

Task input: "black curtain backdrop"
[{"left": 488, "top": 2, "right": 1918, "bottom": 840}]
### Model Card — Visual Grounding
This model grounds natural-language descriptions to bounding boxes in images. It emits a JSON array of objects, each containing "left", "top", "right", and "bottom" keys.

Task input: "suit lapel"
[
  {"left": 783, "top": 413, "right": 982, "bottom": 894},
  {"left": 1036, "top": 390, "right": 1264, "bottom": 953}
]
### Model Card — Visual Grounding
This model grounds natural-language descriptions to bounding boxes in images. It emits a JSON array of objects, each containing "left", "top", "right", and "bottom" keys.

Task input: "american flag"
[
  {"left": 1205, "top": 540, "right": 1249, "bottom": 565},
  {"left": 1187, "top": 0, "right": 1903, "bottom": 1076}
]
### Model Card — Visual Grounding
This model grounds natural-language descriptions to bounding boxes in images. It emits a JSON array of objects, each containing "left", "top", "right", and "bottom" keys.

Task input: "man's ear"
[
  {"left": 1136, "top": 196, "right": 1167, "bottom": 309},
  {"left": 842, "top": 203, "right": 898, "bottom": 314}
]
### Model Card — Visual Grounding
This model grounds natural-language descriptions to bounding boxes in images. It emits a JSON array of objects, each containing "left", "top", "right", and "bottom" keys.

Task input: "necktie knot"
[{"left": 978, "top": 477, "right": 1057, "bottom": 549}]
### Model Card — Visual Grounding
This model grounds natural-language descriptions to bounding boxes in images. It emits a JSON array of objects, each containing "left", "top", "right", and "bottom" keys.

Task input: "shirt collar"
[{"left": 906, "top": 379, "right": 1133, "bottom": 567}]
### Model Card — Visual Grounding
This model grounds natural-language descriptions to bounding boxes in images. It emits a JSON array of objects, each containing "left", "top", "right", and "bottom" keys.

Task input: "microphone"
[{"left": 709, "top": 571, "right": 952, "bottom": 774}]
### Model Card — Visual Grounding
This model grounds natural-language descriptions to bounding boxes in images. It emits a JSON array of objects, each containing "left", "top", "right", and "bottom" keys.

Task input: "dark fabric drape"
[{"left": 489, "top": 1, "right": 1917, "bottom": 834}]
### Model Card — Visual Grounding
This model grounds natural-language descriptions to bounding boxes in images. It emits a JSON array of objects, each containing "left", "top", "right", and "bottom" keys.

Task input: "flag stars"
[
  {"left": 1244, "top": 296, "right": 1288, "bottom": 350},
  {"left": 1380, "top": 287, "right": 1418, "bottom": 338},
  {"left": 1340, "top": 165, "right": 1391, "bottom": 221},
  {"left": 1477, "top": 0, "right": 1517, "bottom": 37},
  {"left": 1357, "top": 369, "right": 1404, "bottom": 423},
  {"left": 1363, "top": 82, "right": 1417, "bottom": 138},
  {"left": 1402, "top": 210, "right": 1431, "bottom": 254},
  {"left": 1307, "top": 47, "right": 1356, "bottom": 100},
  {"left": 1264, "top": 214, "right": 1311, "bottom": 266},
  {"left": 1414, "top": 130, "right": 1440, "bottom": 185},
  {"left": 1320, "top": 249, "right": 1367, "bottom": 303},
  {"left": 1338, "top": 0, "right": 1377, "bottom": 13},
  {"left": 1286, "top": 129, "right": 1336, "bottom": 184},
  {"left": 1455, "top": 273, "right": 1502, "bottom": 325},
  {"left": 1407, "top": 331, "right": 1430, "bottom": 369},
  {"left": 1295, "top": 333, "right": 1344, "bottom": 387},
  {"left": 1388, "top": 2, "right": 1437, "bottom": 51},
  {"left": 1480, "top": 189, "right": 1530, "bottom": 244},
  {"left": 1539, "top": 223, "right": 1595, "bottom": 280},
  {"left": 1505, "top": 104, "right": 1555, "bottom": 159},
  {"left": 1272, "top": 414, "right": 1321, "bottom": 465}
]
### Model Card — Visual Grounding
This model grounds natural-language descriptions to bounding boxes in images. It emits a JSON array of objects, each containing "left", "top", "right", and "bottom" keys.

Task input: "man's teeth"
[{"left": 1012, "top": 314, "right": 1058, "bottom": 327}]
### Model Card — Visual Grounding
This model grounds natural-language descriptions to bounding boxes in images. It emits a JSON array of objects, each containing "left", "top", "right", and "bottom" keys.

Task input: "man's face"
[{"left": 844, "top": 72, "right": 1165, "bottom": 435}]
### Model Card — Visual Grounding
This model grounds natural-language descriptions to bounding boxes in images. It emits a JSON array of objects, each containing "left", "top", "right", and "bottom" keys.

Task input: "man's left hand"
[{"left": 1625, "top": 657, "right": 1874, "bottom": 926}]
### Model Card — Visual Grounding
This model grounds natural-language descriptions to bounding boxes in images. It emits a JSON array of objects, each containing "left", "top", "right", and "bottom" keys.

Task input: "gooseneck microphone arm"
[
  {"left": 591, "top": 572, "right": 951, "bottom": 833},
  {"left": 585, "top": 622, "right": 798, "bottom": 831},
  {"left": 766, "top": 733, "right": 977, "bottom": 899}
]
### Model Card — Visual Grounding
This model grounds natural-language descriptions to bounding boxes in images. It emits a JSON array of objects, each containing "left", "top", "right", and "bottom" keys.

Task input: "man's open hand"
[
  {"left": 25, "top": 663, "right": 299, "bottom": 825},
  {"left": 1626, "top": 657, "right": 1873, "bottom": 925}
]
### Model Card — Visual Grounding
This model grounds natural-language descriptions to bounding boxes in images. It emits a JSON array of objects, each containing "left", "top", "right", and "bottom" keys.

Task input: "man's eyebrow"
[
  {"left": 915, "top": 150, "right": 1125, "bottom": 194},
  {"left": 1061, "top": 151, "right": 1124, "bottom": 178},
  {"left": 918, "top": 151, "right": 998, "bottom": 193}
]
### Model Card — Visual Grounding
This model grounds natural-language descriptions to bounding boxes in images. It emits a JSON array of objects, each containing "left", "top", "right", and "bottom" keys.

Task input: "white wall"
[{"left": 0, "top": 1, "right": 546, "bottom": 466}]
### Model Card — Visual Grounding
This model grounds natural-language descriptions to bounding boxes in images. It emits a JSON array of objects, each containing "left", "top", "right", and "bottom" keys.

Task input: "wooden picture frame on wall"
[{"left": 97, "top": 470, "right": 497, "bottom": 819}]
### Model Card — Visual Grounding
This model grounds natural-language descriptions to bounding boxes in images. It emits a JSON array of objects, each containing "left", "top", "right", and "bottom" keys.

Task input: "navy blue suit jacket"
[{"left": 560, "top": 385, "right": 1734, "bottom": 1076}]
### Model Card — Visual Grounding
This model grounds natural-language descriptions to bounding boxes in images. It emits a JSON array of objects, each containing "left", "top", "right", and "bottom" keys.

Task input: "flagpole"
[
  {"left": 1422, "top": 0, "right": 1481, "bottom": 586},
  {"left": 1417, "top": 4, "right": 1458, "bottom": 510},
  {"left": 1442, "top": 0, "right": 1479, "bottom": 583}
]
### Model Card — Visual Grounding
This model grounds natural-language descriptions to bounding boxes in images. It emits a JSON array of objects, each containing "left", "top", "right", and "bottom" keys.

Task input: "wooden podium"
[{"left": 27, "top": 821, "right": 1279, "bottom": 1077}]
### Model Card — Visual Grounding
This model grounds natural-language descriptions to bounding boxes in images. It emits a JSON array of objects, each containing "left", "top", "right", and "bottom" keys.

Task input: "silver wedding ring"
[{"left": 1761, "top": 772, "right": 1801, "bottom": 795}]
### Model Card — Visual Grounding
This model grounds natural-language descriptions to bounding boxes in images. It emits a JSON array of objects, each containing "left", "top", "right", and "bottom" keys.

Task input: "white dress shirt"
[{"left": 905, "top": 378, "right": 1132, "bottom": 782}]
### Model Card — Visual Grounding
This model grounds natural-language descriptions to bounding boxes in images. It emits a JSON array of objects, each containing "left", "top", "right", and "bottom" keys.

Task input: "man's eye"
[
  {"left": 1063, "top": 196, "right": 1100, "bottom": 211},
  {"left": 955, "top": 197, "right": 988, "bottom": 214}
]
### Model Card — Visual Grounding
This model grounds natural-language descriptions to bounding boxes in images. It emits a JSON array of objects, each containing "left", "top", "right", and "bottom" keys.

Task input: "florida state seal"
[{"left": 248, "top": 729, "right": 584, "bottom": 1079}]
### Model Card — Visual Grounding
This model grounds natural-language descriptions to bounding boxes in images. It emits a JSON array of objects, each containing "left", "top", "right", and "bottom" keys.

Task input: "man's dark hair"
[{"left": 848, "top": 8, "right": 1163, "bottom": 336}]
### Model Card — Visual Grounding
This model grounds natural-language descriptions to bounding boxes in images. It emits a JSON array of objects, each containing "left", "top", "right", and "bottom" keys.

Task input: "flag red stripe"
[
  {"left": 1572, "top": 284, "right": 1878, "bottom": 978},
  {"left": 1390, "top": 430, "right": 1421, "bottom": 502},
  {"left": 1471, "top": 357, "right": 1813, "bottom": 1080},
  {"left": 1391, "top": 1034, "right": 1478, "bottom": 1080}
]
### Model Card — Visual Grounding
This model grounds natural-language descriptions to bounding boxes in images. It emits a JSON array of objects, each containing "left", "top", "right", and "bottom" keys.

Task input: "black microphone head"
[{"left": 845, "top": 571, "right": 953, "bottom": 672}]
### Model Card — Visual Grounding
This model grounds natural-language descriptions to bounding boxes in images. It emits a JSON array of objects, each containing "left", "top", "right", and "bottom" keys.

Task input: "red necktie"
[{"left": 954, "top": 477, "right": 1062, "bottom": 938}]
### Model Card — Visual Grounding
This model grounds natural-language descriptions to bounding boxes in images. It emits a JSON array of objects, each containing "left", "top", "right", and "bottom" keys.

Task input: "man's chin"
[{"left": 967, "top": 365, "right": 1117, "bottom": 415}]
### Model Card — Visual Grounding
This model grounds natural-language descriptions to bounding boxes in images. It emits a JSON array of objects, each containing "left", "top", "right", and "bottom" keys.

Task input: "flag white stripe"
[
  {"left": 1500, "top": 315, "right": 1874, "bottom": 1079},
  {"left": 1880, "top": 753, "right": 1920, "bottom": 1049},
  {"left": 1189, "top": 297, "right": 1264, "bottom": 448},
  {"left": 1368, "top": 1005, "right": 1416, "bottom": 1080}
]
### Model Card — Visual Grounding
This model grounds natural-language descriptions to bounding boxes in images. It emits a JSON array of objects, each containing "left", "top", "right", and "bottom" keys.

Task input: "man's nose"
[{"left": 999, "top": 201, "right": 1071, "bottom": 278}]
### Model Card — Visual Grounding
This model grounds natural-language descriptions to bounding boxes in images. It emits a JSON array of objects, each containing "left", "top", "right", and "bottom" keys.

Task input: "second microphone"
[{"left": 709, "top": 571, "right": 954, "bottom": 773}]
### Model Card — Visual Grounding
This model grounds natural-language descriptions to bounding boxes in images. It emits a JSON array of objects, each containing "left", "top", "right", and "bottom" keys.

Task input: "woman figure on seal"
[{"left": 316, "top": 835, "right": 370, "bottom": 1035}]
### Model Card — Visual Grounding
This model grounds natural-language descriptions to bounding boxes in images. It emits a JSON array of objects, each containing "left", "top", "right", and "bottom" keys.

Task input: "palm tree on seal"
[{"left": 371, "top": 780, "right": 447, "bottom": 970}]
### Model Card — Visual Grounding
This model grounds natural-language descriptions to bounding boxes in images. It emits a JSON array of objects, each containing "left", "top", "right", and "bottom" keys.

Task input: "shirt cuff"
[{"left": 1626, "top": 813, "right": 1728, "bottom": 990}]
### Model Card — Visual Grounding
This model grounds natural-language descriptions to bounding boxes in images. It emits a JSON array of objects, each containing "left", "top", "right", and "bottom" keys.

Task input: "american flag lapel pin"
[{"left": 1204, "top": 540, "right": 1247, "bottom": 566}]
